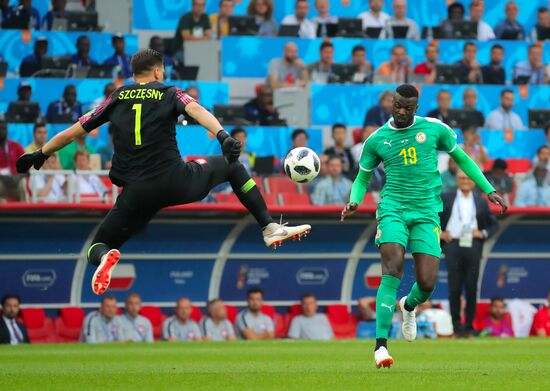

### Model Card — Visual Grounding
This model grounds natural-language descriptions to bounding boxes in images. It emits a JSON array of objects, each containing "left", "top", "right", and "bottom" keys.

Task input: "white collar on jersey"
[{"left": 387, "top": 115, "right": 419, "bottom": 130}]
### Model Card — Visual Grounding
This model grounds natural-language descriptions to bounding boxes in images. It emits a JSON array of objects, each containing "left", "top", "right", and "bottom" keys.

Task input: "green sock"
[
  {"left": 375, "top": 275, "right": 401, "bottom": 339},
  {"left": 404, "top": 282, "right": 434, "bottom": 311}
]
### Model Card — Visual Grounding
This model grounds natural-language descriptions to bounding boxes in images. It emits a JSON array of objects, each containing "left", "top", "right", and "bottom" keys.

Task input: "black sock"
[
  {"left": 375, "top": 338, "right": 387, "bottom": 351},
  {"left": 87, "top": 242, "right": 110, "bottom": 266},
  {"left": 228, "top": 164, "right": 273, "bottom": 228},
  {"left": 404, "top": 301, "right": 415, "bottom": 312}
]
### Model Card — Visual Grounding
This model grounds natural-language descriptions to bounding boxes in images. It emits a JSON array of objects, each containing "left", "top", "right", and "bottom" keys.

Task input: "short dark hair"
[
  {"left": 327, "top": 155, "right": 343, "bottom": 164},
  {"left": 448, "top": 2, "right": 465, "bottom": 15},
  {"left": 492, "top": 158, "right": 508, "bottom": 171},
  {"left": 291, "top": 128, "right": 308, "bottom": 141},
  {"left": 130, "top": 48, "right": 164, "bottom": 76},
  {"left": 490, "top": 296, "right": 505, "bottom": 305},
  {"left": 463, "top": 42, "right": 476, "bottom": 51},
  {"left": 461, "top": 126, "right": 476, "bottom": 135},
  {"left": 331, "top": 123, "right": 346, "bottom": 133},
  {"left": 352, "top": 45, "right": 365, "bottom": 55},
  {"left": 301, "top": 293, "right": 316, "bottom": 302},
  {"left": 537, "top": 145, "right": 550, "bottom": 155},
  {"left": 491, "top": 44, "right": 504, "bottom": 52},
  {"left": 320, "top": 41, "right": 334, "bottom": 51},
  {"left": 247, "top": 288, "right": 264, "bottom": 298},
  {"left": 500, "top": 89, "right": 514, "bottom": 97},
  {"left": 544, "top": 126, "right": 550, "bottom": 136},
  {"left": 76, "top": 35, "right": 89, "bottom": 45},
  {"left": 125, "top": 293, "right": 141, "bottom": 301},
  {"left": 1, "top": 294, "right": 21, "bottom": 307},
  {"left": 33, "top": 122, "right": 46, "bottom": 132},
  {"left": 230, "top": 127, "right": 246, "bottom": 137},
  {"left": 391, "top": 44, "right": 406, "bottom": 54},
  {"left": 538, "top": 7, "right": 549, "bottom": 14},
  {"left": 528, "top": 43, "right": 542, "bottom": 52},
  {"left": 206, "top": 298, "right": 222, "bottom": 315},
  {"left": 101, "top": 295, "right": 117, "bottom": 304},
  {"left": 396, "top": 84, "right": 419, "bottom": 98}
]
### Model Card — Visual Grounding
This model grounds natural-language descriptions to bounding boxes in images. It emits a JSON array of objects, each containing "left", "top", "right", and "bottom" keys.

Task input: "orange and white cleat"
[
  {"left": 263, "top": 222, "right": 311, "bottom": 249},
  {"left": 374, "top": 347, "right": 394, "bottom": 369},
  {"left": 91, "top": 249, "right": 121, "bottom": 295}
]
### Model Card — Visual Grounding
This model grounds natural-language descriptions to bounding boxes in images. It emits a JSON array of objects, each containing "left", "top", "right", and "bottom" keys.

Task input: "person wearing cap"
[
  {"left": 41, "top": 0, "right": 68, "bottom": 30},
  {"left": 70, "top": 35, "right": 98, "bottom": 66},
  {"left": 3, "top": 0, "right": 41, "bottom": 30},
  {"left": 102, "top": 34, "right": 132, "bottom": 79},
  {"left": 20, "top": 37, "right": 48, "bottom": 76},
  {"left": 515, "top": 162, "right": 550, "bottom": 207}
]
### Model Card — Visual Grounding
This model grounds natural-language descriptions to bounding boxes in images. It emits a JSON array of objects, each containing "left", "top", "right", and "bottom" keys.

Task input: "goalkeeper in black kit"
[{"left": 16, "top": 49, "right": 311, "bottom": 295}]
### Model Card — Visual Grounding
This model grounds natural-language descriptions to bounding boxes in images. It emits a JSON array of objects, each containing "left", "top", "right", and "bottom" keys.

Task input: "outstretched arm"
[
  {"left": 449, "top": 146, "right": 508, "bottom": 213},
  {"left": 341, "top": 168, "right": 373, "bottom": 221}
]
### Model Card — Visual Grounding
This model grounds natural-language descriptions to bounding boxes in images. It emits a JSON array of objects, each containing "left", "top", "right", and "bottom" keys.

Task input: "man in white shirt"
[
  {"left": 281, "top": 0, "right": 316, "bottom": 39},
  {"left": 235, "top": 288, "right": 274, "bottom": 340},
  {"left": 72, "top": 150, "right": 107, "bottom": 197},
  {"left": 485, "top": 89, "right": 525, "bottom": 130},
  {"left": 440, "top": 171, "right": 498, "bottom": 337},
  {"left": 81, "top": 295, "right": 124, "bottom": 343},
  {"left": 118, "top": 293, "right": 154, "bottom": 343},
  {"left": 0, "top": 294, "right": 29, "bottom": 344},
  {"left": 162, "top": 298, "right": 202, "bottom": 342},
  {"left": 30, "top": 153, "right": 67, "bottom": 202},
  {"left": 385, "top": 0, "right": 419, "bottom": 39},
  {"left": 358, "top": 0, "right": 390, "bottom": 38},
  {"left": 469, "top": 1, "right": 495, "bottom": 41},
  {"left": 200, "top": 299, "right": 236, "bottom": 341},
  {"left": 288, "top": 293, "right": 333, "bottom": 340}
]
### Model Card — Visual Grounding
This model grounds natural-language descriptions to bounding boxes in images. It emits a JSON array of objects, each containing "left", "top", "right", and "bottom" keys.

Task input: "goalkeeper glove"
[
  {"left": 16, "top": 149, "right": 49, "bottom": 173},
  {"left": 216, "top": 130, "right": 241, "bottom": 163}
]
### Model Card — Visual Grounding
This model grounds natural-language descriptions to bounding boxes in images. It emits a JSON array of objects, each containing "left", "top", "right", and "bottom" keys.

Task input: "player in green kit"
[{"left": 341, "top": 84, "right": 508, "bottom": 368}]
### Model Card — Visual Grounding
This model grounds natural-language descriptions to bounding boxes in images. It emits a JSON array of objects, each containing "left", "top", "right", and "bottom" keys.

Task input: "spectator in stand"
[
  {"left": 0, "top": 294, "right": 29, "bottom": 344},
  {"left": 230, "top": 127, "right": 255, "bottom": 175},
  {"left": 97, "top": 124, "right": 114, "bottom": 169},
  {"left": 72, "top": 150, "right": 107, "bottom": 197},
  {"left": 349, "top": 45, "right": 373, "bottom": 84},
  {"left": 173, "top": 0, "right": 211, "bottom": 60},
  {"left": 288, "top": 293, "right": 333, "bottom": 340},
  {"left": 91, "top": 82, "right": 116, "bottom": 110},
  {"left": 58, "top": 133, "right": 95, "bottom": 170},
  {"left": 267, "top": 42, "right": 308, "bottom": 89},
  {"left": 513, "top": 44, "right": 548, "bottom": 85},
  {"left": 363, "top": 90, "right": 393, "bottom": 134},
  {"left": 427, "top": 89, "right": 451, "bottom": 125},
  {"left": 385, "top": 0, "right": 419, "bottom": 40},
  {"left": 7, "top": 82, "right": 42, "bottom": 123},
  {"left": 0, "top": 121, "right": 26, "bottom": 201},
  {"left": 25, "top": 123, "right": 47, "bottom": 152},
  {"left": 441, "top": 158, "right": 458, "bottom": 194},
  {"left": 4, "top": 0, "right": 40, "bottom": 30},
  {"left": 416, "top": 301, "right": 454, "bottom": 338},
  {"left": 46, "top": 84, "right": 83, "bottom": 124},
  {"left": 307, "top": 41, "right": 337, "bottom": 84},
  {"left": 484, "top": 159, "right": 515, "bottom": 198},
  {"left": 413, "top": 43, "right": 439, "bottom": 85},
  {"left": 118, "top": 293, "right": 154, "bottom": 343},
  {"left": 200, "top": 299, "right": 236, "bottom": 341},
  {"left": 281, "top": 0, "right": 316, "bottom": 39},
  {"left": 149, "top": 35, "right": 174, "bottom": 67},
  {"left": 494, "top": 1, "right": 525, "bottom": 40},
  {"left": 70, "top": 35, "right": 97, "bottom": 66},
  {"left": 462, "top": 88, "right": 485, "bottom": 128},
  {"left": 358, "top": 0, "right": 390, "bottom": 38},
  {"left": 454, "top": 42, "right": 482, "bottom": 84},
  {"left": 515, "top": 163, "right": 550, "bottom": 207},
  {"left": 439, "top": 2, "right": 465, "bottom": 39},
  {"left": 103, "top": 34, "right": 132, "bottom": 79},
  {"left": 163, "top": 298, "right": 202, "bottom": 342},
  {"left": 307, "top": 153, "right": 328, "bottom": 193},
  {"left": 311, "top": 155, "right": 352, "bottom": 205},
  {"left": 235, "top": 288, "right": 274, "bottom": 340},
  {"left": 440, "top": 170, "right": 499, "bottom": 338},
  {"left": 20, "top": 36, "right": 48, "bottom": 76},
  {"left": 312, "top": 0, "right": 337, "bottom": 34},
  {"left": 81, "top": 295, "right": 124, "bottom": 343},
  {"left": 531, "top": 7, "right": 550, "bottom": 41},
  {"left": 243, "top": 85, "right": 283, "bottom": 126},
  {"left": 531, "top": 290, "right": 550, "bottom": 337},
  {"left": 376, "top": 44, "right": 412, "bottom": 84},
  {"left": 481, "top": 44, "right": 506, "bottom": 85},
  {"left": 481, "top": 297, "right": 514, "bottom": 337},
  {"left": 42, "top": 0, "right": 68, "bottom": 30},
  {"left": 247, "top": 0, "right": 277, "bottom": 37},
  {"left": 533, "top": 145, "right": 550, "bottom": 171},
  {"left": 485, "top": 89, "right": 525, "bottom": 130},
  {"left": 461, "top": 126, "right": 489, "bottom": 167},
  {"left": 290, "top": 128, "right": 308, "bottom": 150},
  {"left": 324, "top": 123, "right": 355, "bottom": 179},
  {"left": 0, "top": 0, "right": 10, "bottom": 23},
  {"left": 469, "top": 1, "right": 495, "bottom": 41},
  {"left": 29, "top": 153, "right": 66, "bottom": 202},
  {"left": 210, "top": 0, "right": 234, "bottom": 39}
]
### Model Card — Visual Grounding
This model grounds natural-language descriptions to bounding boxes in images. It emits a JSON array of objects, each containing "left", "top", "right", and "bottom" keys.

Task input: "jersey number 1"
[
  {"left": 132, "top": 103, "right": 142, "bottom": 146},
  {"left": 399, "top": 147, "right": 417, "bottom": 165}
]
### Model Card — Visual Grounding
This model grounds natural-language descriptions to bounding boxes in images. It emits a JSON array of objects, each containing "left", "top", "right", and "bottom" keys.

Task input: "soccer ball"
[{"left": 284, "top": 147, "right": 320, "bottom": 183}]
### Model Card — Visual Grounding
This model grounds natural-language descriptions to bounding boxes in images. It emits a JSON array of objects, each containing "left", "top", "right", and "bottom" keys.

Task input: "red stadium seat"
[
  {"left": 326, "top": 304, "right": 358, "bottom": 339},
  {"left": 215, "top": 193, "right": 239, "bottom": 204},
  {"left": 190, "top": 305, "right": 202, "bottom": 323},
  {"left": 289, "top": 304, "right": 302, "bottom": 317},
  {"left": 140, "top": 306, "right": 166, "bottom": 341},
  {"left": 54, "top": 307, "right": 85, "bottom": 342},
  {"left": 21, "top": 308, "right": 56, "bottom": 343},
  {"left": 252, "top": 176, "right": 266, "bottom": 194},
  {"left": 263, "top": 193, "right": 279, "bottom": 207},
  {"left": 224, "top": 305, "right": 238, "bottom": 324},
  {"left": 280, "top": 193, "right": 311, "bottom": 206},
  {"left": 274, "top": 313, "right": 287, "bottom": 338},
  {"left": 261, "top": 304, "right": 276, "bottom": 319},
  {"left": 266, "top": 176, "right": 298, "bottom": 194},
  {"left": 483, "top": 158, "right": 531, "bottom": 174}
]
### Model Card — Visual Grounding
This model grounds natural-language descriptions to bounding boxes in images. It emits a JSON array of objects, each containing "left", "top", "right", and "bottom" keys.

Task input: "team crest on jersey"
[{"left": 416, "top": 132, "right": 427, "bottom": 143}]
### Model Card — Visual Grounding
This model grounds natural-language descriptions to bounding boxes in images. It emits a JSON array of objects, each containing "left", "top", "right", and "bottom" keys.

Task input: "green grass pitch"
[{"left": 1, "top": 339, "right": 549, "bottom": 390}]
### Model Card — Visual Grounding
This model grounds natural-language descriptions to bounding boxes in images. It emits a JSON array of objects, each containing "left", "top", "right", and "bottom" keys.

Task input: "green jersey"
[{"left": 359, "top": 116, "right": 458, "bottom": 211}]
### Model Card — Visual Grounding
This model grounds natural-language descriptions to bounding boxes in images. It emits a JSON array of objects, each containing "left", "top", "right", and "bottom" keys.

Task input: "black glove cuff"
[
  {"left": 216, "top": 130, "right": 229, "bottom": 145},
  {"left": 37, "top": 149, "right": 49, "bottom": 159}
]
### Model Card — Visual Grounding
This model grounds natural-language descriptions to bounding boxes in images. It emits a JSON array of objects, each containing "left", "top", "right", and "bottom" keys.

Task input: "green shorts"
[{"left": 375, "top": 200, "right": 442, "bottom": 258}]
